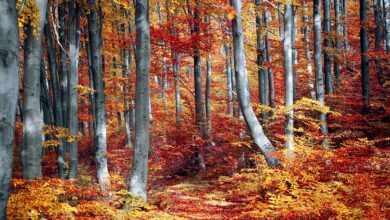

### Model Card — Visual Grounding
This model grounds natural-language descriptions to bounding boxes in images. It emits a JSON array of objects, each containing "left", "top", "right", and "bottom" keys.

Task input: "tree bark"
[
  {"left": 255, "top": 0, "right": 269, "bottom": 123},
  {"left": 130, "top": 0, "right": 151, "bottom": 201},
  {"left": 68, "top": 1, "right": 81, "bottom": 179},
  {"left": 334, "top": 0, "right": 342, "bottom": 87},
  {"left": 87, "top": 0, "right": 110, "bottom": 188},
  {"left": 324, "top": 0, "right": 334, "bottom": 94},
  {"left": 385, "top": 0, "right": 390, "bottom": 52},
  {"left": 360, "top": 0, "right": 370, "bottom": 113},
  {"left": 303, "top": 2, "right": 316, "bottom": 99},
  {"left": 0, "top": 0, "right": 20, "bottom": 217},
  {"left": 374, "top": 0, "right": 384, "bottom": 85},
  {"left": 21, "top": 0, "right": 47, "bottom": 180},
  {"left": 230, "top": 0, "right": 279, "bottom": 167},
  {"left": 44, "top": 12, "right": 66, "bottom": 179},
  {"left": 224, "top": 44, "right": 234, "bottom": 115},
  {"left": 314, "top": 0, "right": 329, "bottom": 145}
]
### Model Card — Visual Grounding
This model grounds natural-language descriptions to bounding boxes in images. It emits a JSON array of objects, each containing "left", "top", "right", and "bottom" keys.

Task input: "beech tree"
[
  {"left": 21, "top": 0, "right": 47, "bottom": 180},
  {"left": 129, "top": 0, "right": 151, "bottom": 201},
  {"left": 0, "top": 0, "right": 20, "bottom": 217},
  {"left": 87, "top": 0, "right": 110, "bottom": 188}
]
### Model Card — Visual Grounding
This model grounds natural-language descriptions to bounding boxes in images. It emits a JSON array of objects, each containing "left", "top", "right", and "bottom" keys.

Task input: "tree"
[
  {"left": 21, "top": 0, "right": 47, "bottom": 180},
  {"left": 129, "top": 0, "right": 151, "bottom": 201},
  {"left": 87, "top": 0, "right": 110, "bottom": 188},
  {"left": 0, "top": 0, "right": 20, "bottom": 217},
  {"left": 255, "top": 0, "right": 269, "bottom": 123},
  {"left": 360, "top": 0, "right": 369, "bottom": 113},
  {"left": 44, "top": 11, "right": 66, "bottom": 179},
  {"left": 314, "top": 0, "right": 329, "bottom": 144},
  {"left": 323, "top": 0, "right": 333, "bottom": 94},
  {"left": 284, "top": 1, "right": 294, "bottom": 150},
  {"left": 230, "top": 0, "right": 279, "bottom": 167},
  {"left": 68, "top": 1, "right": 81, "bottom": 178}
]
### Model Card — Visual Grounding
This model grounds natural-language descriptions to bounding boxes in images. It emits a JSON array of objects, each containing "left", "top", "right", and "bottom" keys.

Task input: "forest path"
[{"left": 151, "top": 178, "right": 244, "bottom": 220}]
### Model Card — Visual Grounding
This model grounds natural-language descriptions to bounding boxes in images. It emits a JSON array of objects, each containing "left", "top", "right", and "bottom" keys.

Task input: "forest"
[{"left": 0, "top": 0, "right": 389, "bottom": 219}]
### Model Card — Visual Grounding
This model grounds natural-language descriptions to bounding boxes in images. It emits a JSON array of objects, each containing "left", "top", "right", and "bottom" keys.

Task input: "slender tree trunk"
[
  {"left": 360, "top": 0, "right": 370, "bottom": 113},
  {"left": 342, "top": 0, "right": 349, "bottom": 50},
  {"left": 385, "top": 0, "right": 390, "bottom": 52},
  {"left": 205, "top": 53, "right": 212, "bottom": 134},
  {"left": 230, "top": 0, "right": 279, "bottom": 167},
  {"left": 59, "top": 3, "right": 69, "bottom": 133},
  {"left": 264, "top": 10, "right": 275, "bottom": 109},
  {"left": 334, "top": 0, "right": 342, "bottom": 87},
  {"left": 130, "top": 0, "right": 151, "bottom": 201},
  {"left": 284, "top": 2, "right": 294, "bottom": 150},
  {"left": 291, "top": 6, "right": 297, "bottom": 101},
  {"left": 44, "top": 12, "right": 66, "bottom": 179},
  {"left": 225, "top": 44, "right": 234, "bottom": 115},
  {"left": 256, "top": 0, "right": 269, "bottom": 124},
  {"left": 87, "top": 0, "right": 110, "bottom": 188},
  {"left": 324, "top": 0, "right": 334, "bottom": 94},
  {"left": 374, "top": 0, "right": 384, "bottom": 85},
  {"left": 278, "top": 3, "right": 284, "bottom": 39},
  {"left": 314, "top": 0, "right": 329, "bottom": 145},
  {"left": 193, "top": 0, "right": 206, "bottom": 137},
  {"left": 0, "top": 0, "right": 20, "bottom": 217},
  {"left": 68, "top": 1, "right": 81, "bottom": 178},
  {"left": 303, "top": 2, "right": 316, "bottom": 99},
  {"left": 174, "top": 53, "right": 182, "bottom": 125},
  {"left": 40, "top": 60, "right": 54, "bottom": 127},
  {"left": 21, "top": 0, "right": 47, "bottom": 180}
]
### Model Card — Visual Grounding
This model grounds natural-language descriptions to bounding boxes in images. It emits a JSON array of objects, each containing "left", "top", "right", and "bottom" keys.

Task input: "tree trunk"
[
  {"left": 374, "top": 0, "right": 384, "bottom": 85},
  {"left": 314, "top": 0, "right": 329, "bottom": 145},
  {"left": 334, "top": 0, "right": 342, "bottom": 87},
  {"left": 21, "top": 0, "right": 47, "bottom": 180},
  {"left": 256, "top": 0, "right": 269, "bottom": 124},
  {"left": 342, "top": 0, "right": 349, "bottom": 50},
  {"left": 385, "top": 0, "right": 390, "bottom": 52},
  {"left": 284, "top": 2, "right": 294, "bottom": 150},
  {"left": 59, "top": 2, "right": 69, "bottom": 132},
  {"left": 68, "top": 1, "right": 81, "bottom": 179},
  {"left": 230, "top": 0, "right": 279, "bottom": 167},
  {"left": 130, "top": 0, "right": 151, "bottom": 201},
  {"left": 303, "top": 2, "right": 316, "bottom": 99},
  {"left": 44, "top": 12, "right": 66, "bottom": 179},
  {"left": 87, "top": 0, "right": 110, "bottom": 188},
  {"left": 224, "top": 44, "right": 234, "bottom": 115},
  {"left": 324, "top": 0, "right": 333, "bottom": 94},
  {"left": 264, "top": 10, "right": 275, "bottom": 109},
  {"left": 360, "top": 0, "right": 370, "bottom": 113},
  {"left": 0, "top": 0, "right": 20, "bottom": 217}
]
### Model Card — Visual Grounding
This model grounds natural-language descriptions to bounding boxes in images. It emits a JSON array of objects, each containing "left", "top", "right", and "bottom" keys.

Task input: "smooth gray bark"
[
  {"left": 130, "top": 0, "right": 151, "bottom": 201},
  {"left": 374, "top": 0, "right": 384, "bottom": 85},
  {"left": 314, "top": 0, "right": 329, "bottom": 144},
  {"left": 360, "top": 0, "right": 370, "bottom": 113},
  {"left": 193, "top": 0, "right": 206, "bottom": 136},
  {"left": 224, "top": 44, "right": 234, "bottom": 115},
  {"left": 21, "top": 0, "right": 47, "bottom": 180},
  {"left": 334, "top": 0, "right": 341, "bottom": 87},
  {"left": 44, "top": 13, "right": 66, "bottom": 179},
  {"left": 230, "top": 0, "right": 279, "bottom": 167},
  {"left": 284, "top": 2, "right": 294, "bottom": 150},
  {"left": 68, "top": 1, "right": 80, "bottom": 178},
  {"left": 255, "top": 0, "right": 269, "bottom": 123},
  {"left": 0, "top": 0, "right": 20, "bottom": 217},
  {"left": 324, "top": 0, "right": 333, "bottom": 94},
  {"left": 385, "top": 0, "right": 390, "bottom": 52},
  {"left": 264, "top": 10, "right": 275, "bottom": 109},
  {"left": 303, "top": 2, "right": 316, "bottom": 99},
  {"left": 59, "top": 3, "right": 68, "bottom": 131},
  {"left": 342, "top": 0, "right": 349, "bottom": 50},
  {"left": 87, "top": 0, "right": 110, "bottom": 188}
]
